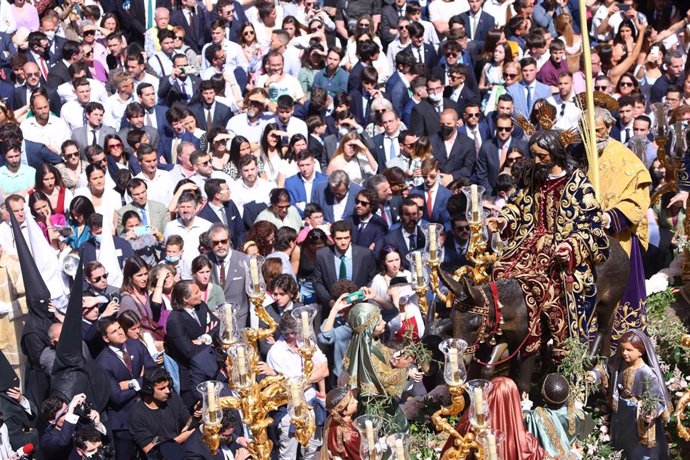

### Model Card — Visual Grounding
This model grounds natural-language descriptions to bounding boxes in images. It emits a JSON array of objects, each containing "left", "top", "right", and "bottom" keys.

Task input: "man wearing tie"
[
  {"left": 458, "top": 0, "right": 495, "bottom": 45},
  {"left": 506, "top": 57, "right": 551, "bottom": 117},
  {"left": 404, "top": 22, "right": 438, "bottom": 67},
  {"left": 116, "top": 178, "right": 169, "bottom": 234},
  {"left": 612, "top": 96, "right": 635, "bottom": 144},
  {"left": 157, "top": 54, "right": 201, "bottom": 107},
  {"left": 375, "top": 199, "right": 426, "bottom": 267},
  {"left": 371, "top": 110, "right": 402, "bottom": 172},
  {"left": 198, "top": 178, "right": 245, "bottom": 247}
]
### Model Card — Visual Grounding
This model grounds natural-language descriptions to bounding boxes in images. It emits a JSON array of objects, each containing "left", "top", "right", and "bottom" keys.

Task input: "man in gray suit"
[
  {"left": 71, "top": 101, "right": 116, "bottom": 155},
  {"left": 118, "top": 102, "right": 160, "bottom": 154},
  {"left": 208, "top": 223, "right": 251, "bottom": 328},
  {"left": 115, "top": 178, "right": 170, "bottom": 233}
]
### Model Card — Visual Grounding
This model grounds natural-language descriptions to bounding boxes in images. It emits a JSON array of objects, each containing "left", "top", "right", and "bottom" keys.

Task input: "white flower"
[
  {"left": 645, "top": 273, "right": 669, "bottom": 295},
  {"left": 600, "top": 434, "right": 610, "bottom": 442},
  {"left": 599, "top": 425, "right": 608, "bottom": 434}
]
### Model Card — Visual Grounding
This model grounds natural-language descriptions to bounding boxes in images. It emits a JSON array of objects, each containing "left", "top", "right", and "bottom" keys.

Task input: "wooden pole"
[{"left": 579, "top": 0, "right": 600, "bottom": 198}]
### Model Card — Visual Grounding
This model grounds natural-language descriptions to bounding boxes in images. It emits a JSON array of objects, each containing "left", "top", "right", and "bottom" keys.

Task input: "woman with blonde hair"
[
  {"left": 327, "top": 131, "right": 378, "bottom": 184},
  {"left": 408, "top": 136, "right": 432, "bottom": 187},
  {"left": 479, "top": 43, "right": 513, "bottom": 114}
]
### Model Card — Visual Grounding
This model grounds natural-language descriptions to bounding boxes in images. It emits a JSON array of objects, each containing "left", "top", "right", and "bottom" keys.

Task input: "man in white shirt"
[
  {"left": 126, "top": 53, "right": 160, "bottom": 95},
  {"left": 255, "top": 51, "right": 306, "bottom": 104},
  {"left": 547, "top": 72, "right": 581, "bottom": 131},
  {"left": 188, "top": 150, "right": 233, "bottom": 198},
  {"left": 134, "top": 145, "right": 175, "bottom": 207},
  {"left": 226, "top": 90, "right": 273, "bottom": 145},
  {"left": 163, "top": 191, "right": 212, "bottom": 261},
  {"left": 60, "top": 77, "right": 95, "bottom": 131},
  {"left": 103, "top": 70, "right": 135, "bottom": 131},
  {"left": 20, "top": 92, "right": 69, "bottom": 154},
  {"left": 274, "top": 95, "right": 308, "bottom": 139},
  {"left": 228, "top": 155, "right": 274, "bottom": 217},
  {"left": 148, "top": 29, "right": 176, "bottom": 78},
  {"left": 201, "top": 18, "right": 248, "bottom": 72}
]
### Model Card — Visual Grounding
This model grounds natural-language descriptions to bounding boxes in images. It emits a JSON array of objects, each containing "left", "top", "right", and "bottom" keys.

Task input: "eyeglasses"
[
  {"left": 211, "top": 238, "right": 229, "bottom": 246},
  {"left": 594, "top": 85, "right": 608, "bottom": 91},
  {"left": 446, "top": 52, "right": 458, "bottom": 58},
  {"left": 455, "top": 224, "right": 470, "bottom": 231},
  {"left": 175, "top": 35, "right": 184, "bottom": 40},
  {"left": 64, "top": 152, "right": 79, "bottom": 159},
  {"left": 496, "top": 126, "right": 512, "bottom": 132},
  {"left": 84, "top": 50, "right": 93, "bottom": 56},
  {"left": 25, "top": 72, "right": 40, "bottom": 77},
  {"left": 374, "top": 109, "right": 386, "bottom": 113},
  {"left": 355, "top": 199, "right": 370, "bottom": 206},
  {"left": 466, "top": 113, "right": 480, "bottom": 118},
  {"left": 619, "top": 81, "right": 634, "bottom": 87},
  {"left": 90, "top": 273, "right": 109, "bottom": 283},
  {"left": 359, "top": 23, "right": 370, "bottom": 27},
  {"left": 398, "top": 25, "right": 408, "bottom": 30},
  {"left": 243, "top": 31, "right": 254, "bottom": 36},
  {"left": 108, "top": 142, "right": 123, "bottom": 149},
  {"left": 275, "top": 204, "right": 290, "bottom": 209},
  {"left": 195, "top": 160, "right": 210, "bottom": 166},
  {"left": 84, "top": 30, "right": 96, "bottom": 35},
  {"left": 506, "top": 156, "right": 521, "bottom": 162},
  {"left": 503, "top": 73, "right": 517, "bottom": 78}
]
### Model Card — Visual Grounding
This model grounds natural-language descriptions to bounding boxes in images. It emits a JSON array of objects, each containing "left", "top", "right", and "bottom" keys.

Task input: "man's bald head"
[{"left": 440, "top": 109, "right": 459, "bottom": 124}]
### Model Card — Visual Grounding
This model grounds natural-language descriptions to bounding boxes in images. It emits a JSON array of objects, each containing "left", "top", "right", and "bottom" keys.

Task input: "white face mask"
[
  {"left": 338, "top": 127, "right": 350, "bottom": 136},
  {"left": 428, "top": 92, "right": 443, "bottom": 103},
  {"left": 45, "top": 31, "right": 56, "bottom": 41}
]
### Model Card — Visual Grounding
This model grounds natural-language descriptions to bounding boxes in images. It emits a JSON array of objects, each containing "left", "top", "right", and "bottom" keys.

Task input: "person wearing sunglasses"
[
  {"left": 546, "top": 72, "right": 581, "bottom": 131},
  {"left": 476, "top": 113, "right": 526, "bottom": 195},
  {"left": 458, "top": 102, "right": 489, "bottom": 154},
  {"left": 348, "top": 188, "right": 387, "bottom": 249}
]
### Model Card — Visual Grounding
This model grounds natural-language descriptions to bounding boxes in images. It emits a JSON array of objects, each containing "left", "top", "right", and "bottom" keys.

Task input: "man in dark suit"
[
  {"left": 365, "top": 173, "right": 402, "bottom": 227},
  {"left": 72, "top": 102, "right": 117, "bottom": 152},
  {"left": 485, "top": 93, "right": 525, "bottom": 141},
  {"left": 12, "top": 61, "right": 62, "bottom": 113},
  {"left": 285, "top": 150, "right": 328, "bottom": 217},
  {"left": 375, "top": 198, "right": 426, "bottom": 267},
  {"left": 171, "top": 0, "right": 211, "bottom": 54},
  {"left": 210, "top": 0, "right": 245, "bottom": 42},
  {"left": 611, "top": 95, "right": 635, "bottom": 144},
  {"left": 46, "top": 40, "right": 81, "bottom": 90},
  {"left": 312, "top": 220, "right": 376, "bottom": 312},
  {"left": 385, "top": 51, "right": 415, "bottom": 118},
  {"left": 404, "top": 22, "right": 438, "bottom": 68},
  {"left": 348, "top": 188, "right": 388, "bottom": 248},
  {"left": 410, "top": 76, "right": 455, "bottom": 137},
  {"left": 82, "top": 214, "right": 135, "bottom": 270},
  {"left": 198, "top": 178, "right": 245, "bottom": 248},
  {"left": 431, "top": 109, "right": 476, "bottom": 185},
  {"left": 443, "top": 216, "right": 471, "bottom": 272},
  {"left": 413, "top": 157, "right": 452, "bottom": 226},
  {"left": 208, "top": 224, "right": 251, "bottom": 328},
  {"left": 96, "top": 316, "right": 156, "bottom": 460},
  {"left": 157, "top": 54, "right": 201, "bottom": 107},
  {"left": 189, "top": 80, "right": 233, "bottom": 132},
  {"left": 347, "top": 40, "right": 381, "bottom": 94},
  {"left": 158, "top": 105, "right": 201, "bottom": 168},
  {"left": 475, "top": 114, "right": 527, "bottom": 195},
  {"left": 120, "top": 83, "right": 169, "bottom": 135},
  {"left": 457, "top": 102, "right": 491, "bottom": 155},
  {"left": 349, "top": 66, "right": 380, "bottom": 127},
  {"left": 312, "top": 170, "right": 363, "bottom": 223},
  {"left": 456, "top": 0, "right": 496, "bottom": 45},
  {"left": 380, "top": 0, "right": 408, "bottom": 45},
  {"left": 117, "top": 0, "right": 172, "bottom": 46},
  {"left": 370, "top": 110, "right": 403, "bottom": 173}
]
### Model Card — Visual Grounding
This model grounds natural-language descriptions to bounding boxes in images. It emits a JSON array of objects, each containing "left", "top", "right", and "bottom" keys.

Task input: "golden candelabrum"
[
  {"left": 454, "top": 221, "right": 496, "bottom": 285},
  {"left": 433, "top": 339, "right": 491, "bottom": 460},
  {"left": 674, "top": 334, "right": 690, "bottom": 441},
  {"left": 200, "top": 255, "right": 317, "bottom": 459}
]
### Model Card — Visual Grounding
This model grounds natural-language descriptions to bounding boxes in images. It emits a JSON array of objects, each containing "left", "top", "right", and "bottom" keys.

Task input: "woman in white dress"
[
  {"left": 370, "top": 245, "right": 411, "bottom": 300},
  {"left": 326, "top": 132, "right": 378, "bottom": 185},
  {"left": 479, "top": 43, "right": 512, "bottom": 115}
]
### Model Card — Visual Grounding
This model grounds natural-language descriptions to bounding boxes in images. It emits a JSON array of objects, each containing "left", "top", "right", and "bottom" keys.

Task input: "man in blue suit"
[
  {"left": 385, "top": 51, "right": 415, "bottom": 118},
  {"left": 413, "top": 157, "right": 451, "bottom": 226},
  {"left": 312, "top": 170, "right": 362, "bottom": 223},
  {"left": 404, "top": 22, "right": 438, "bottom": 68},
  {"left": 198, "top": 178, "right": 245, "bottom": 248},
  {"left": 456, "top": 0, "right": 495, "bottom": 45},
  {"left": 0, "top": 123, "right": 62, "bottom": 168},
  {"left": 375, "top": 198, "right": 426, "bottom": 267},
  {"left": 96, "top": 316, "right": 156, "bottom": 460},
  {"left": 457, "top": 102, "right": 491, "bottom": 154},
  {"left": 285, "top": 150, "right": 328, "bottom": 217},
  {"left": 474, "top": 114, "right": 527, "bottom": 195},
  {"left": 158, "top": 105, "right": 200, "bottom": 170},
  {"left": 506, "top": 57, "right": 551, "bottom": 117}
]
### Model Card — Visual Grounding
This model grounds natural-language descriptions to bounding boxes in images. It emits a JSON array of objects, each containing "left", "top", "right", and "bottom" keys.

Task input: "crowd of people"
[{"left": 0, "top": 0, "right": 687, "bottom": 458}]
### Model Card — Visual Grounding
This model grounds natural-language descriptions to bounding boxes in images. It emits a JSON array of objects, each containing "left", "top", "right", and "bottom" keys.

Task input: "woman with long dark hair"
[
  {"left": 34, "top": 163, "right": 73, "bottom": 217},
  {"left": 119, "top": 256, "right": 165, "bottom": 343}
]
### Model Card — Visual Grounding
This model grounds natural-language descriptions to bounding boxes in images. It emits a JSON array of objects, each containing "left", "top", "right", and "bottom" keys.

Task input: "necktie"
[
  {"left": 409, "top": 233, "right": 416, "bottom": 251},
  {"left": 379, "top": 204, "right": 388, "bottom": 224},
  {"left": 219, "top": 258, "right": 226, "bottom": 286},
  {"left": 339, "top": 255, "right": 347, "bottom": 280},
  {"left": 91, "top": 129, "right": 98, "bottom": 146},
  {"left": 624, "top": 128, "right": 631, "bottom": 143},
  {"left": 220, "top": 206, "right": 228, "bottom": 225},
  {"left": 147, "top": 0, "right": 154, "bottom": 28},
  {"left": 526, "top": 85, "right": 533, "bottom": 111},
  {"left": 471, "top": 15, "right": 478, "bottom": 40},
  {"left": 206, "top": 108, "right": 213, "bottom": 130},
  {"left": 171, "top": 138, "right": 181, "bottom": 164},
  {"left": 435, "top": 104, "right": 442, "bottom": 115},
  {"left": 426, "top": 189, "right": 433, "bottom": 216},
  {"left": 473, "top": 129, "right": 481, "bottom": 156},
  {"left": 359, "top": 221, "right": 366, "bottom": 232},
  {"left": 417, "top": 47, "right": 424, "bottom": 64},
  {"left": 388, "top": 136, "right": 397, "bottom": 160},
  {"left": 188, "top": 8, "right": 196, "bottom": 34},
  {"left": 82, "top": 107, "right": 87, "bottom": 125},
  {"left": 39, "top": 57, "right": 49, "bottom": 80},
  {"left": 139, "top": 207, "right": 148, "bottom": 226},
  {"left": 191, "top": 309, "right": 201, "bottom": 326},
  {"left": 499, "top": 143, "right": 507, "bottom": 167},
  {"left": 145, "top": 111, "right": 153, "bottom": 127},
  {"left": 122, "top": 345, "right": 133, "bottom": 375}
]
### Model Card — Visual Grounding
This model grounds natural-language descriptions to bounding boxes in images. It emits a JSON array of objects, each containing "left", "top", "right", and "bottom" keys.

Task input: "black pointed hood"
[
  {"left": 0, "top": 348, "right": 19, "bottom": 392},
  {"left": 50, "top": 253, "right": 110, "bottom": 410},
  {"left": 10, "top": 209, "right": 52, "bottom": 318}
]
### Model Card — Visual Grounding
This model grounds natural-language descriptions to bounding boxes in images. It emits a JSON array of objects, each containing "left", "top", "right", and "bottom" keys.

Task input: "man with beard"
[
  {"left": 592, "top": 106, "right": 651, "bottom": 345},
  {"left": 486, "top": 130, "right": 609, "bottom": 367},
  {"left": 163, "top": 191, "right": 212, "bottom": 261}
]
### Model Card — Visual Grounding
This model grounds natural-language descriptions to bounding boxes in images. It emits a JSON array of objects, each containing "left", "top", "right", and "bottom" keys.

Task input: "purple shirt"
[{"left": 537, "top": 58, "right": 569, "bottom": 87}]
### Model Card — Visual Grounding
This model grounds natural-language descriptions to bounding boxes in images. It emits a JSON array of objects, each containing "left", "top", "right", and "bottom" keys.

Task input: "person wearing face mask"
[
  {"left": 429, "top": 108, "right": 476, "bottom": 186},
  {"left": 410, "top": 76, "right": 455, "bottom": 138},
  {"left": 82, "top": 213, "right": 135, "bottom": 271}
]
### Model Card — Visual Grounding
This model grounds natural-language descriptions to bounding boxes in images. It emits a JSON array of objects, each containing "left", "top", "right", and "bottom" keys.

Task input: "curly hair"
[{"left": 246, "top": 220, "right": 277, "bottom": 256}]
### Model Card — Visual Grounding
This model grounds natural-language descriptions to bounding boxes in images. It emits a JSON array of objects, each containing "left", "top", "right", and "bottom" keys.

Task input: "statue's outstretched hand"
[{"left": 486, "top": 217, "right": 506, "bottom": 233}]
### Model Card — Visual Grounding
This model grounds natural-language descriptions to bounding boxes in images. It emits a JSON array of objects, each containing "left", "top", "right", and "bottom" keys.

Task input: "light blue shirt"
[
  {"left": 0, "top": 165, "right": 36, "bottom": 194},
  {"left": 332, "top": 245, "right": 353, "bottom": 281}
]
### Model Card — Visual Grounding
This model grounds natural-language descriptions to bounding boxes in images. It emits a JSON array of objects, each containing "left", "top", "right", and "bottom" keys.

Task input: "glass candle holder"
[
  {"left": 197, "top": 380, "right": 223, "bottom": 425},
  {"left": 287, "top": 377, "right": 310, "bottom": 419},
  {"left": 291, "top": 305, "right": 317, "bottom": 345},
  {"left": 354, "top": 414, "right": 383, "bottom": 459},
  {"left": 387, "top": 433, "right": 410, "bottom": 460},
  {"left": 405, "top": 250, "right": 428, "bottom": 289},
  {"left": 467, "top": 379, "right": 493, "bottom": 432},
  {"left": 240, "top": 254, "right": 265, "bottom": 298},
  {"left": 217, "top": 303, "right": 240, "bottom": 346},
  {"left": 228, "top": 343, "right": 255, "bottom": 391},
  {"left": 438, "top": 338, "right": 468, "bottom": 386},
  {"left": 461, "top": 184, "right": 486, "bottom": 224},
  {"left": 478, "top": 429, "right": 505, "bottom": 460},
  {"left": 425, "top": 223, "right": 444, "bottom": 262}
]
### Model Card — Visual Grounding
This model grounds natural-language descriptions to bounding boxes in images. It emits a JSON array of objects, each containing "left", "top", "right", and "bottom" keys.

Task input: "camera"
[
  {"left": 345, "top": 290, "right": 366, "bottom": 304},
  {"left": 72, "top": 401, "right": 95, "bottom": 422},
  {"left": 179, "top": 65, "right": 198, "bottom": 75}
]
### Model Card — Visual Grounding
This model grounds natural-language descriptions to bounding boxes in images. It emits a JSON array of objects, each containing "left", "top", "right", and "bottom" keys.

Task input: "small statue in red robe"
[{"left": 320, "top": 387, "right": 361, "bottom": 459}]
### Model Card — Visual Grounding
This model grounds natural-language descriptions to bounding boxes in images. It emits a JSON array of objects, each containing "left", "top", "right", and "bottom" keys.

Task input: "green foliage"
[{"left": 558, "top": 337, "right": 602, "bottom": 404}]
